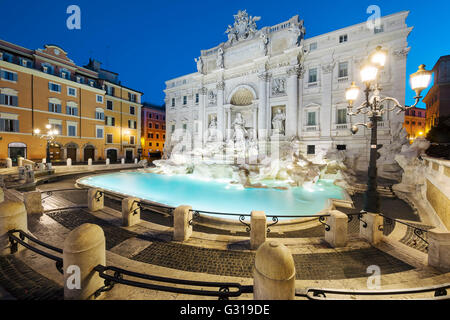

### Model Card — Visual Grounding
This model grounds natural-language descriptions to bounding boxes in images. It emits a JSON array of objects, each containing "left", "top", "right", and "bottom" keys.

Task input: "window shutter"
[
  {"left": 13, "top": 120, "right": 19, "bottom": 132},
  {"left": 49, "top": 103, "right": 52, "bottom": 112},
  {"left": 0, "top": 119, "right": 4, "bottom": 131},
  {"left": 0, "top": 94, "right": 4, "bottom": 105},
  {"left": 12, "top": 96, "right": 18, "bottom": 106},
  {"left": 74, "top": 108, "right": 78, "bottom": 116},
  {"left": 128, "top": 120, "right": 131, "bottom": 128},
  {"left": 13, "top": 73, "right": 18, "bottom": 82},
  {"left": 112, "top": 117, "right": 115, "bottom": 126},
  {"left": 48, "top": 82, "right": 51, "bottom": 90},
  {"left": 57, "top": 104, "right": 62, "bottom": 113}
]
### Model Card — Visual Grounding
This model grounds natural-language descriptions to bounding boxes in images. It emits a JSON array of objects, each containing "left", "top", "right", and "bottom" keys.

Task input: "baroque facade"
[{"left": 164, "top": 10, "right": 412, "bottom": 169}]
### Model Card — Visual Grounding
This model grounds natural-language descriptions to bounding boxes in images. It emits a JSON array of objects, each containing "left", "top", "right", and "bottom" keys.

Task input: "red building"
[{"left": 141, "top": 103, "right": 165, "bottom": 160}]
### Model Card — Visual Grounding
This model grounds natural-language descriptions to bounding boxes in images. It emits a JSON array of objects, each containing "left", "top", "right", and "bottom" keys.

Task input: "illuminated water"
[{"left": 78, "top": 172, "right": 344, "bottom": 218}]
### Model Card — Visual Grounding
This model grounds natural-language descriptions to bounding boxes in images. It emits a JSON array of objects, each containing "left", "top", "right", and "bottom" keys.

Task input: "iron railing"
[
  {"left": 93, "top": 265, "right": 253, "bottom": 300},
  {"left": 378, "top": 213, "right": 429, "bottom": 251},
  {"left": 8, "top": 229, "right": 63, "bottom": 274},
  {"left": 189, "top": 209, "right": 252, "bottom": 232},
  {"left": 296, "top": 283, "right": 450, "bottom": 300}
]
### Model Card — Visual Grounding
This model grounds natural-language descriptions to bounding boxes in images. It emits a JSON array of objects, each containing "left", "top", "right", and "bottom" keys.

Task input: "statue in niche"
[
  {"left": 207, "top": 116, "right": 218, "bottom": 141},
  {"left": 272, "top": 108, "right": 286, "bottom": 135},
  {"left": 195, "top": 56, "right": 204, "bottom": 74},
  {"left": 208, "top": 91, "right": 217, "bottom": 105},
  {"left": 216, "top": 47, "right": 224, "bottom": 69},
  {"left": 232, "top": 112, "right": 248, "bottom": 143}
]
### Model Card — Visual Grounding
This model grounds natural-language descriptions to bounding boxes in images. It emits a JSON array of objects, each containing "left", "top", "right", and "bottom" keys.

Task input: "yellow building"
[
  {"left": 141, "top": 103, "right": 166, "bottom": 160},
  {"left": 0, "top": 39, "right": 143, "bottom": 165}
]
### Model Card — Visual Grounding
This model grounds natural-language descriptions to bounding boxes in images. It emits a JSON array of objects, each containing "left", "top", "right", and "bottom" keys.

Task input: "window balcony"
[{"left": 304, "top": 125, "right": 319, "bottom": 132}]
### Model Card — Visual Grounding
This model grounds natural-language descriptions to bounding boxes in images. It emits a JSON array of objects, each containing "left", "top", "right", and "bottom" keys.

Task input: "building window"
[
  {"left": 406, "top": 121, "right": 409, "bottom": 125},
  {"left": 61, "top": 70, "right": 70, "bottom": 80},
  {"left": 66, "top": 105, "right": 78, "bottom": 116},
  {"left": 106, "top": 134, "right": 113, "bottom": 144},
  {"left": 150, "top": 133, "right": 154, "bottom": 139},
  {"left": 96, "top": 95, "right": 104, "bottom": 103},
  {"left": 130, "top": 106, "right": 135, "bottom": 115},
  {"left": 156, "top": 143, "right": 159, "bottom": 147},
  {"left": 339, "top": 34, "right": 348, "bottom": 43},
  {"left": 148, "top": 123, "right": 152, "bottom": 129},
  {"left": 155, "top": 115, "right": 159, "bottom": 120},
  {"left": 307, "top": 112, "right": 316, "bottom": 126},
  {"left": 309, "top": 42, "right": 317, "bottom": 51},
  {"left": 42, "top": 64, "right": 54, "bottom": 75},
  {"left": 182, "top": 123, "right": 187, "bottom": 130},
  {"left": 105, "top": 85, "right": 115, "bottom": 96},
  {"left": 337, "top": 109, "right": 347, "bottom": 124},
  {"left": 183, "top": 96, "right": 187, "bottom": 105},
  {"left": 88, "top": 80, "right": 95, "bottom": 87},
  {"left": 337, "top": 145, "right": 347, "bottom": 150},
  {"left": 308, "top": 68, "right": 317, "bottom": 83},
  {"left": 49, "top": 123, "right": 62, "bottom": 134},
  {"left": 171, "top": 124, "right": 175, "bottom": 133},
  {"left": 49, "top": 102, "right": 62, "bottom": 113},
  {"left": 95, "top": 110, "right": 105, "bottom": 120},
  {"left": 307, "top": 145, "right": 315, "bottom": 155},
  {"left": 105, "top": 116, "right": 115, "bottom": 126},
  {"left": 195, "top": 93, "right": 199, "bottom": 104},
  {"left": 76, "top": 76, "right": 84, "bottom": 84},
  {"left": 1, "top": 94, "right": 18, "bottom": 106},
  {"left": 19, "top": 58, "right": 33, "bottom": 68},
  {"left": 171, "top": 98, "right": 175, "bottom": 107},
  {"left": 128, "top": 93, "right": 137, "bottom": 102},
  {"left": 2, "top": 52, "right": 13, "bottom": 63},
  {"left": 148, "top": 113, "right": 152, "bottom": 119},
  {"left": 149, "top": 142, "right": 152, "bottom": 147},
  {"left": 96, "top": 127, "right": 104, "bottom": 138},
  {"left": 128, "top": 120, "right": 136, "bottom": 129},
  {"left": 156, "top": 134, "right": 159, "bottom": 139},
  {"left": 338, "top": 62, "right": 348, "bottom": 78},
  {"left": 0, "top": 118, "right": 19, "bottom": 132},
  {"left": 155, "top": 124, "right": 159, "bottom": 129},
  {"left": 130, "top": 136, "right": 135, "bottom": 145},
  {"left": 374, "top": 25, "right": 384, "bottom": 34},
  {"left": 106, "top": 100, "right": 113, "bottom": 110},
  {"left": 67, "top": 87, "right": 77, "bottom": 97},
  {"left": 49, "top": 82, "right": 61, "bottom": 93},
  {"left": 68, "top": 125, "right": 77, "bottom": 137},
  {"left": 162, "top": 124, "right": 166, "bottom": 130},
  {"left": 163, "top": 134, "right": 165, "bottom": 139},
  {"left": 1, "top": 70, "right": 18, "bottom": 82}
]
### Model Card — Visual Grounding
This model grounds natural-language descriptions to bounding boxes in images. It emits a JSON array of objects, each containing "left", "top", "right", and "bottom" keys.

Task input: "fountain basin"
[{"left": 77, "top": 172, "right": 348, "bottom": 220}]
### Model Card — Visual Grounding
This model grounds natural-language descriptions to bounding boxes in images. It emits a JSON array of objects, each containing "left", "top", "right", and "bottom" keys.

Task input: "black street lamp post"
[{"left": 345, "top": 46, "right": 432, "bottom": 214}]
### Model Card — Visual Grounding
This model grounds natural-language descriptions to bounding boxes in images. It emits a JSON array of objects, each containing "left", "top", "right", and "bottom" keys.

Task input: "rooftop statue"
[{"left": 225, "top": 10, "right": 261, "bottom": 44}]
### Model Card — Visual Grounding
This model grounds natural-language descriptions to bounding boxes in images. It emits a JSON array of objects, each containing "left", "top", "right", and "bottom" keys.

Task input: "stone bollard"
[
  {"left": 250, "top": 211, "right": 267, "bottom": 250},
  {"left": 23, "top": 191, "right": 43, "bottom": 215},
  {"left": 253, "top": 241, "right": 295, "bottom": 300},
  {"left": 88, "top": 158, "right": 92, "bottom": 166},
  {"left": 325, "top": 210, "right": 348, "bottom": 248},
  {"left": 173, "top": 205, "right": 192, "bottom": 241},
  {"left": 6, "top": 158, "right": 12, "bottom": 168},
  {"left": 17, "top": 157, "right": 24, "bottom": 167},
  {"left": 37, "top": 163, "right": 45, "bottom": 171},
  {"left": 359, "top": 213, "right": 383, "bottom": 245},
  {"left": 25, "top": 169, "right": 35, "bottom": 184},
  {"left": 87, "top": 188, "right": 104, "bottom": 212},
  {"left": 428, "top": 228, "right": 450, "bottom": 271},
  {"left": 42, "top": 158, "right": 46, "bottom": 164},
  {"left": 121, "top": 158, "right": 125, "bottom": 165},
  {"left": 46, "top": 163, "right": 52, "bottom": 170},
  {"left": 63, "top": 223, "right": 106, "bottom": 300},
  {"left": 0, "top": 201, "right": 28, "bottom": 255},
  {"left": 134, "top": 158, "right": 138, "bottom": 164},
  {"left": 106, "top": 158, "right": 110, "bottom": 166},
  {"left": 122, "top": 197, "right": 141, "bottom": 227},
  {"left": 0, "top": 188, "right": 4, "bottom": 203},
  {"left": 67, "top": 158, "right": 72, "bottom": 166}
]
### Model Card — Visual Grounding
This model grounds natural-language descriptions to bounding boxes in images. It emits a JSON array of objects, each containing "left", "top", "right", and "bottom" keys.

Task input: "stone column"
[
  {"left": 226, "top": 107, "right": 232, "bottom": 141},
  {"left": 258, "top": 72, "right": 269, "bottom": 140},
  {"left": 106, "top": 158, "right": 110, "bottom": 166},
  {"left": 173, "top": 205, "right": 193, "bottom": 241},
  {"left": 286, "top": 66, "right": 299, "bottom": 139},
  {"left": 199, "top": 87, "right": 207, "bottom": 146},
  {"left": 428, "top": 228, "right": 450, "bottom": 270},
  {"left": 24, "top": 191, "right": 43, "bottom": 215},
  {"left": 122, "top": 197, "right": 141, "bottom": 227},
  {"left": 63, "top": 223, "right": 106, "bottom": 300},
  {"left": 87, "top": 188, "right": 104, "bottom": 212},
  {"left": 252, "top": 105, "right": 258, "bottom": 139},
  {"left": 297, "top": 68, "right": 305, "bottom": 137},
  {"left": 359, "top": 213, "right": 383, "bottom": 245},
  {"left": 325, "top": 210, "right": 348, "bottom": 247},
  {"left": 253, "top": 241, "right": 295, "bottom": 300},
  {"left": 88, "top": 158, "right": 92, "bottom": 166},
  {"left": 0, "top": 201, "right": 28, "bottom": 255},
  {"left": 250, "top": 211, "right": 267, "bottom": 250},
  {"left": 217, "top": 82, "right": 225, "bottom": 138},
  {"left": 320, "top": 62, "right": 334, "bottom": 138}
]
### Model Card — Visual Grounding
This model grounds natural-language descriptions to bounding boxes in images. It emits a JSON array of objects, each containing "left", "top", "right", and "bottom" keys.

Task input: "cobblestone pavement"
[
  {"left": 0, "top": 255, "right": 63, "bottom": 300},
  {"left": 43, "top": 208, "right": 413, "bottom": 280},
  {"left": 131, "top": 242, "right": 414, "bottom": 280}
]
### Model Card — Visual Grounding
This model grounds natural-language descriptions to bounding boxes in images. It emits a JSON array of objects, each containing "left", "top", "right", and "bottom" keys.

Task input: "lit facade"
[
  {"left": 423, "top": 55, "right": 450, "bottom": 134},
  {"left": 403, "top": 106, "right": 426, "bottom": 142},
  {"left": 141, "top": 103, "right": 166, "bottom": 160},
  {"left": 0, "top": 39, "right": 143, "bottom": 165}
]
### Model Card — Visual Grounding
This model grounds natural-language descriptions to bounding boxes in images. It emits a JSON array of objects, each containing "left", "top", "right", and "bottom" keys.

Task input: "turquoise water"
[{"left": 79, "top": 172, "right": 344, "bottom": 218}]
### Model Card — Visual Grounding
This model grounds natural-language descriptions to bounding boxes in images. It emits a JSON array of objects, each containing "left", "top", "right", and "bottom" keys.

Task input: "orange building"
[
  {"left": 403, "top": 106, "right": 426, "bottom": 142},
  {"left": 423, "top": 55, "right": 450, "bottom": 134},
  {"left": 0, "top": 39, "right": 143, "bottom": 165},
  {"left": 141, "top": 103, "right": 165, "bottom": 160}
]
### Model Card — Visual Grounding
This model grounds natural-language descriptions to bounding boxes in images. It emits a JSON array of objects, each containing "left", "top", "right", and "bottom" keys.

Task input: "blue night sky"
[{"left": 1, "top": 0, "right": 449, "bottom": 108}]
